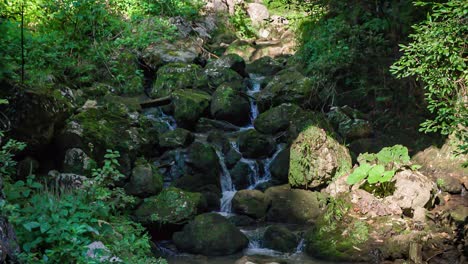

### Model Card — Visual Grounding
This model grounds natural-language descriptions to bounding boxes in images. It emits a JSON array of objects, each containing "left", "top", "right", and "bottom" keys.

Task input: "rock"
[
  {"left": 49, "top": 171, "right": 88, "bottom": 189},
  {"left": 263, "top": 225, "right": 298, "bottom": 253},
  {"left": 205, "top": 53, "right": 249, "bottom": 78},
  {"left": 237, "top": 129, "right": 275, "bottom": 159},
  {"left": 247, "top": 3, "right": 269, "bottom": 26},
  {"left": 125, "top": 162, "right": 163, "bottom": 198},
  {"left": 256, "top": 69, "right": 319, "bottom": 112},
  {"left": 159, "top": 128, "right": 194, "bottom": 149},
  {"left": 327, "top": 106, "right": 373, "bottom": 141},
  {"left": 141, "top": 40, "right": 199, "bottom": 70},
  {"left": 86, "top": 241, "right": 120, "bottom": 262},
  {"left": 186, "top": 142, "right": 221, "bottom": 185},
  {"left": 199, "top": 185, "right": 222, "bottom": 212},
  {"left": 195, "top": 117, "right": 241, "bottom": 133},
  {"left": 207, "top": 131, "right": 231, "bottom": 154},
  {"left": 230, "top": 161, "right": 254, "bottom": 190},
  {"left": 228, "top": 215, "right": 257, "bottom": 227},
  {"left": 173, "top": 213, "right": 249, "bottom": 256},
  {"left": 269, "top": 148, "right": 290, "bottom": 184},
  {"left": 413, "top": 207, "right": 426, "bottom": 222},
  {"left": 204, "top": 68, "right": 244, "bottom": 91},
  {"left": 232, "top": 190, "right": 270, "bottom": 219},
  {"left": 449, "top": 205, "right": 468, "bottom": 224},
  {"left": 436, "top": 176, "right": 463, "bottom": 194},
  {"left": 151, "top": 63, "right": 208, "bottom": 97},
  {"left": 225, "top": 147, "right": 242, "bottom": 169},
  {"left": 265, "top": 185, "right": 324, "bottom": 224},
  {"left": 153, "top": 148, "right": 188, "bottom": 183},
  {"left": 171, "top": 89, "right": 211, "bottom": 129},
  {"left": 350, "top": 189, "right": 402, "bottom": 217},
  {"left": 133, "top": 187, "right": 205, "bottom": 226},
  {"left": 246, "top": 56, "right": 284, "bottom": 76},
  {"left": 16, "top": 157, "right": 39, "bottom": 180},
  {"left": 286, "top": 111, "right": 335, "bottom": 144},
  {"left": 289, "top": 125, "right": 352, "bottom": 189},
  {"left": 224, "top": 40, "right": 256, "bottom": 62},
  {"left": 62, "top": 148, "right": 92, "bottom": 175},
  {"left": 211, "top": 84, "right": 251, "bottom": 126},
  {"left": 254, "top": 103, "right": 303, "bottom": 135}
]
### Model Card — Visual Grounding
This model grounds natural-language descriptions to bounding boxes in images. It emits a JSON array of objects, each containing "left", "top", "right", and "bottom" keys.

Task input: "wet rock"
[
  {"left": 256, "top": 69, "right": 319, "bottom": 112},
  {"left": 225, "top": 148, "right": 242, "bottom": 169},
  {"left": 62, "top": 148, "right": 92, "bottom": 175},
  {"left": 207, "top": 131, "right": 231, "bottom": 154},
  {"left": 228, "top": 215, "right": 257, "bottom": 227},
  {"left": 205, "top": 53, "right": 249, "bottom": 78},
  {"left": 263, "top": 225, "right": 298, "bottom": 253},
  {"left": 246, "top": 56, "right": 284, "bottom": 76},
  {"left": 237, "top": 129, "right": 275, "bottom": 159},
  {"left": 133, "top": 187, "right": 205, "bottom": 226},
  {"left": 232, "top": 190, "right": 270, "bottom": 219},
  {"left": 269, "top": 148, "right": 290, "bottom": 184},
  {"left": 195, "top": 117, "right": 241, "bottom": 133},
  {"left": 289, "top": 125, "right": 352, "bottom": 189},
  {"left": 16, "top": 157, "right": 40, "bottom": 180},
  {"left": 158, "top": 128, "right": 194, "bottom": 149},
  {"left": 171, "top": 89, "right": 211, "bottom": 129},
  {"left": 186, "top": 142, "right": 221, "bottom": 185},
  {"left": 265, "top": 185, "right": 324, "bottom": 224},
  {"left": 198, "top": 184, "right": 221, "bottom": 212},
  {"left": 125, "top": 161, "right": 163, "bottom": 198},
  {"left": 151, "top": 63, "right": 208, "bottom": 97},
  {"left": 173, "top": 213, "right": 249, "bottom": 256},
  {"left": 211, "top": 84, "right": 251, "bottom": 126},
  {"left": 230, "top": 161, "right": 254, "bottom": 190},
  {"left": 254, "top": 103, "right": 303, "bottom": 135}
]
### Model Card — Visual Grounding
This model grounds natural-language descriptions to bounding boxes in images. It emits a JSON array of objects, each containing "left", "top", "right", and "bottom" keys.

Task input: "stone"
[
  {"left": 186, "top": 142, "right": 221, "bottom": 185},
  {"left": 225, "top": 147, "right": 242, "bottom": 169},
  {"left": 211, "top": 84, "right": 251, "bottom": 126},
  {"left": 247, "top": 3, "right": 269, "bottom": 26},
  {"left": 436, "top": 175, "right": 463, "bottom": 194},
  {"left": 265, "top": 185, "right": 324, "bottom": 224},
  {"left": 173, "top": 213, "right": 249, "bottom": 256},
  {"left": 141, "top": 40, "right": 199, "bottom": 70},
  {"left": 171, "top": 89, "right": 211, "bottom": 129},
  {"left": 254, "top": 103, "right": 303, "bottom": 135},
  {"left": 289, "top": 125, "right": 352, "bottom": 189},
  {"left": 232, "top": 190, "right": 270, "bottom": 219},
  {"left": 263, "top": 225, "right": 298, "bottom": 253},
  {"left": 16, "top": 157, "right": 40, "bottom": 180},
  {"left": 158, "top": 128, "right": 194, "bottom": 149},
  {"left": 246, "top": 56, "right": 283, "bottom": 76},
  {"left": 62, "top": 148, "right": 92, "bottom": 175},
  {"left": 151, "top": 63, "right": 208, "bottom": 98},
  {"left": 205, "top": 53, "right": 249, "bottom": 78},
  {"left": 269, "top": 148, "right": 290, "bottom": 184},
  {"left": 207, "top": 131, "right": 231, "bottom": 154},
  {"left": 237, "top": 129, "right": 275, "bottom": 159},
  {"left": 125, "top": 162, "right": 163, "bottom": 198},
  {"left": 230, "top": 161, "right": 254, "bottom": 190}
]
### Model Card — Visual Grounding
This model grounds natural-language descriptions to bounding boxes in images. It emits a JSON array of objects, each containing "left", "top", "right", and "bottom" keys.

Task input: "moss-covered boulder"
[
  {"left": 205, "top": 53, "right": 249, "bottom": 78},
  {"left": 265, "top": 185, "right": 324, "bottom": 224},
  {"left": 229, "top": 161, "right": 254, "bottom": 190},
  {"left": 133, "top": 187, "right": 205, "bottom": 226},
  {"left": 289, "top": 125, "right": 351, "bottom": 189},
  {"left": 327, "top": 106, "right": 373, "bottom": 141},
  {"left": 270, "top": 148, "right": 290, "bottom": 184},
  {"left": 171, "top": 89, "right": 211, "bottom": 129},
  {"left": 232, "top": 190, "right": 270, "bottom": 219},
  {"left": 263, "top": 225, "right": 298, "bottom": 253},
  {"left": 254, "top": 103, "right": 303, "bottom": 135},
  {"left": 141, "top": 40, "right": 199, "bottom": 70},
  {"left": 207, "top": 131, "right": 231, "bottom": 154},
  {"left": 210, "top": 84, "right": 251, "bottom": 126},
  {"left": 246, "top": 56, "right": 284, "bottom": 76},
  {"left": 185, "top": 142, "right": 221, "bottom": 186},
  {"left": 125, "top": 161, "right": 163, "bottom": 198},
  {"left": 225, "top": 148, "right": 242, "bottom": 169},
  {"left": 256, "top": 69, "right": 319, "bottom": 112},
  {"left": 62, "top": 148, "right": 92, "bottom": 175},
  {"left": 158, "top": 128, "right": 194, "bottom": 149},
  {"left": 173, "top": 213, "right": 249, "bottom": 256},
  {"left": 237, "top": 129, "right": 276, "bottom": 159},
  {"left": 204, "top": 68, "right": 244, "bottom": 91},
  {"left": 151, "top": 63, "right": 208, "bottom": 98}
]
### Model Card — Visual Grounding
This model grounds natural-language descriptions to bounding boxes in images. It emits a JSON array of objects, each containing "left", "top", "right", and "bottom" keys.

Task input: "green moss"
[
  {"left": 172, "top": 89, "right": 211, "bottom": 128},
  {"left": 152, "top": 63, "right": 208, "bottom": 97}
]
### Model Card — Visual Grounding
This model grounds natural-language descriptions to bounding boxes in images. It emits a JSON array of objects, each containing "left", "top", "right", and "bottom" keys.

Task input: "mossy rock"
[
  {"left": 232, "top": 190, "right": 270, "bottom": 219},
  {"left": 125, "top": 162, "right": 163, "bottom": 198},
  {"left": 205, "top": 53, "right": 248, "bottom": 78},
  {"left": 237, "top": 129, "right": 276, "bottom": 159},
  {"left": 173, "top": 213, "right": 249, "bottom": 256},
  {"left": 270, "top": 148, "right": 290, "bottom": 184},
  {"left": 263, "top": 225, "right": 298, "bottom": 253},
  {"left": 158, "top": 128, "right": 194, "bottom": 149},
  {"left": 151, "top": 63, "right": 208, "bottom": 98},
  {"left": 204, "top": 68, "right": 244, "bottom": 91},
  {"left": 133, "top": 187, "right": 205, "bottom": 226},
  {"left": 254, "top": 103, "right": 303, "bottom": 135},
  {"left": 289, "top": 125, "right": 351, "bottom": 189},
  {"left": 246, "top": 56, "right": 284, "bottom": 76},
  {"left": 229, "top": 161, "right": 254, "bottom": 190},
  {"left": 265, "top": 185, "right": 325, "bottom": 224},
  {"left": 256, "top": 69, "right": 320, "bottom": 112},
  {"left": 185, "top": 142, "right": 221, "bottom": 185},
  {"left": 171, "top": 89, "right": 211, "bottom": 129},
  {"left": 210, "top": 84, "right": 251, "bottom": 126}
]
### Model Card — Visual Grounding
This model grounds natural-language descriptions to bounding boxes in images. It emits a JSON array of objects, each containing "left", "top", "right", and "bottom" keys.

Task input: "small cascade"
[
  {"left": 217, "top": 150, "right": 236, "bottom": 213},
  {"left": 295, "top": 238, "right": 305, "bottom": 253},
  {"left": 143, "top": 107, "right": 177, "bottom": 131},
  {"left": 246, "top": 144, "right": 286, "bottom": 189},
  {"left": 241, "top": 75, "right": 264, "bottom": 130}
]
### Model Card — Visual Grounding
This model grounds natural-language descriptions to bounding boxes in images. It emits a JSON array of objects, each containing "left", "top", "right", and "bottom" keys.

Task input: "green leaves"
[
  {"left": 367, "top": 165, "right": 386, "bottom": 184},
  {"left": 346, "top": 163, "right": 372, "bottom": 184}
]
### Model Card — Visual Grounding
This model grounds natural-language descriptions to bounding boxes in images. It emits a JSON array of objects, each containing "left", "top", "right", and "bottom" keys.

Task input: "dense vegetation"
[{"left": 1, "top": 0, "right": 466, "bottom": 262}]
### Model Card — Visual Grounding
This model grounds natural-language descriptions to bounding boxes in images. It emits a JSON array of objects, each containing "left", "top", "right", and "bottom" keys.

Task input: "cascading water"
[
  {"left": 143, "top": 107, "right": 177, "bottom": 131},
  {"left": 217, "top": 150, "right": 236, "bottom": 214}
]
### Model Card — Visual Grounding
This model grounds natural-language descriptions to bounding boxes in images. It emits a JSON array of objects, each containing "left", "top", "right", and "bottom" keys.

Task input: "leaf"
[
  {"left": 380, "top": 170, "right": 396, "bottom": 183},
  {"left": 367, "top": 165, "right": 385, "bottom": 184},
  {"left": 346, "top": 163, "right": 372, "bottom": 185},
  {"left": 23, "top": 221, "right": 41, "bottom": 231},
  {"left": 411, "top": 164, "right": 422, "bottom": 171}
]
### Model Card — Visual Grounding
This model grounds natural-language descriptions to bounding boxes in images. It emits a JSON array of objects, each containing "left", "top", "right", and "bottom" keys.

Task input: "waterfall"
[{"left": 217, "top": 150, "right": 236, "bottom": 213}]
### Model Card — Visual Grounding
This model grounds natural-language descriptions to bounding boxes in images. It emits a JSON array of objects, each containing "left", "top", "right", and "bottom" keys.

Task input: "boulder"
[
  {"left": 133, "top": 187, "right": 205, "bottom": 226},
  {"left": 151, "top": 63, "right": 208, "bottom": 98},
  {"left": 205, "top": 53, "right": 249, "bottom": 78},
  {"left": 265, "top": 185, "right": 324, "bottom": 224},
  {"left": 289, "top": 125, "right": 352, "bottom": 189},
  {"left": 186, "top": 142, "right": 221, "bottom": 185},
  {"left": 125, "top": 162, "right": 163, "bottom": 198},
  {"left": 237, "top": 129, "right": 276, "bottom": 159},
  {"left": 158, "top": 128, "right": 194, "bottom": 149},
  {"left": 16, "top": 157, "right": 40, "bottom": 180},
  {"left": 223, "top": 40, "right": 256, "bottom": 62},
  {"left": 173, "top": 213, "right": 249, "bottom": 256},
  {"left": 195, "top": 117, "right": 241, "bottom": 133},
  {"left": 62, "top": 148, "right": 92, "bottom": 175},
  {"left": 436, "top": 175, "right": 463, "bottom": 194},
  {"left": 171, "top": 89, "right": 211, "bottom": 129},
  {"left": 228, "top": 215, "right": 257, "bottom": 227},
  {"left": 246, "top": 56, "right": 284, "bottom": 76},
  {"left": 247, "top": 3, "right": 269, "bottom": 26},
  {"left": 232, "top": 190, "right": 270, "bottom": 219},
  {"left": 204, "top": 68, "right": 244, "bottom": 91},
  {"left": 229, "top": 161, "right": 254, "bottom": 190},
  {"left": 254, "top": 103, "right": 303, "bottom": 134},
  {"left": 225, "top": 148, "right": 242, "bottom": 169},
  {"left": 207, "top": 131, "right": 231, "bottom": 154},
  {"left": 269, "top": 148, "right": 290, "bottom": 184},
  {"left": 141, "top": 40, "right": 199, "bottom": 70},
  {"left": 256, "top": 69, "right": 319, "bottom": 112},
  {"left": 210, "top": 84, "right": 251, "bottom": 126},
  {"left": 263, "top": 225, "right": 298, "bottom": 253}
]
